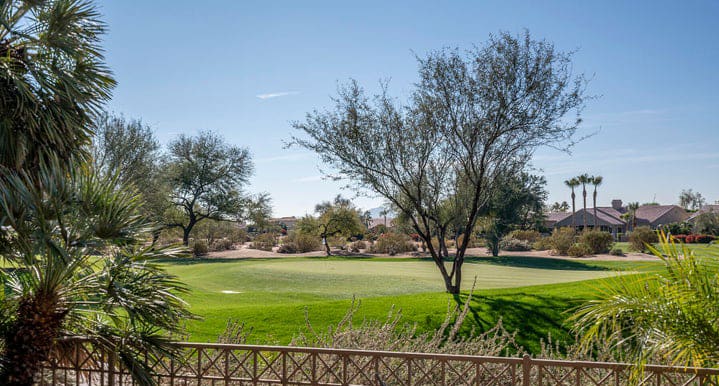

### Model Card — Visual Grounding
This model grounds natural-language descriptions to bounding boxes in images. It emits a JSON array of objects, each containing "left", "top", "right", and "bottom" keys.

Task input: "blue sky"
[{"left": 98, "top": 0, "right": 718, "bottom": 216}]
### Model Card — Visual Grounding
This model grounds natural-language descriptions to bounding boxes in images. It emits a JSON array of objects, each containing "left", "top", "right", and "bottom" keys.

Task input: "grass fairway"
[{"left": 161, "top": 256, "right": 659, "bottom": 352}]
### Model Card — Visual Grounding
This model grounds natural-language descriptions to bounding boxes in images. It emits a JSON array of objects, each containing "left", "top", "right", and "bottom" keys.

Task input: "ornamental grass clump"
[{"left": 572, "top": 232, "right": 719, "bottom": 369}]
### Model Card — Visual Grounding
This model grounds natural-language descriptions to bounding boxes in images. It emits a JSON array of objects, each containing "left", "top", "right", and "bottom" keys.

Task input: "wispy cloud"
[
  {"left": 291, "top": 175, "right": 324, "bottom": 183},
  {"left": 256, "top": 91, "right": 300, "bottom": 100}
]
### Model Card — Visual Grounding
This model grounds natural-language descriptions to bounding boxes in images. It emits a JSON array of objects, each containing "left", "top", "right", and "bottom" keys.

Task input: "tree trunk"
[
  {"left": 182, "top": 226, "right": 192, "bottom": 246},
  {"left": 593, "top": 190, "right": 598, "bottom": 229},
  {"left": 0, "top": 292, "right": 65, "bottom": 386},
  {"left": 322, "top": 235, "right": 331, "bottom": 256},
  {"left": 571, "top": 189, "right": 576, "bottom": 227},
  {"left": 582, "top": 189, "right": 587, "bottom": 229}
]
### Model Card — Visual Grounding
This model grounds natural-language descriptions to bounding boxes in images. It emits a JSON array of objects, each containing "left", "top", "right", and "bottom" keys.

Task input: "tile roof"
[
  {"left": 688, "top": 204, "right": 719, "bottom": 220},
  {"left": 634, "top": 205, "right": 678, "bottom": 223},
  {"left": 546, "top": 212, "right": 571, "bottom": 222}
]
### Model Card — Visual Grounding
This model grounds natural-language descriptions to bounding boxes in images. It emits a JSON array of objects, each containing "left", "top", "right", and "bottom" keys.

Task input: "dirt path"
[{"left": 208, "top": 243, "right": 659, "bottom": 262}]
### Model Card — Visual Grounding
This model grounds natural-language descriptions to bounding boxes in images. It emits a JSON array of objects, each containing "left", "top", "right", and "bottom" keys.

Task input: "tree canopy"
[
  {"left": 165, "top": 131, "right": 255, "bottom": 245},
  {"left": 291, "top": 31, "right": 587, "bottom": 293}
]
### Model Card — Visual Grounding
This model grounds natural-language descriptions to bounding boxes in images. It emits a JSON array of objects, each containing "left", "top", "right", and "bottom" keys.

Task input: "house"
[
  {"left": 547, "top": 199, "right": 689, "bottom": 239},
  {"left": 635, "top": 205, "right": 689, "bottom": 228},
  {"left": 687, "top": 204, "right": 719, "bottom": 223},
  {"left": 271, "top": 216, "right": 299, "bottom": 230}
]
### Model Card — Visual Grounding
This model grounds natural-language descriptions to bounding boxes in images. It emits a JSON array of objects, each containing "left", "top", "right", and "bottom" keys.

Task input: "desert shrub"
[
  {"left": 292, "top": 290, "right": 523, "bottom": 357},
  {"left": 370, "top": 233, "right": 416, "bottom": 255},
  {"left": 549, "top": 227, "right": 576, "bottom": 255},
  {"left": 509, "top": 230, "right": 541, "bottom": 243},
  {"left": 567, "top": 242, "right": 593, "bottom": 257},
  {"left": 281, "top": 231, "right": 322, "bottom": 253},
  {"left": 210, "top": 238, "right": 235, "bottom": 252},
  {"left": 578, "top": 230, "right": 614, "bottom": 254},
  {"left": 250, "top": 233, "right": 277, "bottom": 251},
  {"left": 628, "top": 226, "right": 658, "bottom": 252},
  {"left": 499, "top": 238, "right": 532, "bottom": 251},
  {"left": 349, "top": 240, "right": 367, "bottom": 253},
  {"left": 456, "top": 233, "right": 482, "bottom": 248},
  {"left": 533, "top": 237, "right": 553, "bottom": 251},
  {"left": 277, "top": 242, "right": 297, "bottom": 254},
  {"left": 365, "top": 224, "right": 389, "bottom": 241},
  {"left": 609, "top": 248, "right": 625, "bottom": 256},
  {"left": 192, "top": 240, "right": 209, "bottom": 257}
]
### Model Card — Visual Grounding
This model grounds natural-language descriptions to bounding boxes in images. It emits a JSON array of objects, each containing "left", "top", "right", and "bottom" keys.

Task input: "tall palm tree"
[
  {"left": 0, "top": 2, "right": 192, "bottom": 385},
  {"left": 578, "top": 174, "right": 591, "bottom": 230},
  {"left": 571, "top": 232, "right": 719, "bottom": 369},
  {"left": 564, "top": 178, "right": 580, "bottom": 228},
  {"left": 590, "top": 175, "right": 603, "bottom": 229},
  {"left": 0, "top": 164, "right": 194, "bottom": 386},
  {"left": 0, "top": 0, "right": 115, "bottom": 174}
]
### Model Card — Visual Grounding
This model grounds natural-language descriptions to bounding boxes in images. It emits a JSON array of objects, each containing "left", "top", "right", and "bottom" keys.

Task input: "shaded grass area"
[{"left": 161, "top": 256, "right": 660, "bottom": 353}]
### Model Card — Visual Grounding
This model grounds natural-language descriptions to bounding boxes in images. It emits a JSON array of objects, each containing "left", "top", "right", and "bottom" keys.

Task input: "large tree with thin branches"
[{"left": 291, "top": 31, "right": 587, "bottom": 293}]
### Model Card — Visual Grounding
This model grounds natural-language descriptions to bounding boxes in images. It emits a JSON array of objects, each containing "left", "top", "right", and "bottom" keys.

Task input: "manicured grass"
[
  {"left": 161, "top": 255, "right": 660, "bottom": 352},
  {"left": 614, "top": 241, "right": 719, "bottom": 257}
]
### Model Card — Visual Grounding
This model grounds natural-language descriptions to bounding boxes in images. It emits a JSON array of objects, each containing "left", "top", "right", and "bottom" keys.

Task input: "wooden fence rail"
[{"left": 35, "top": 340, "right": 719, "bottom": 385}]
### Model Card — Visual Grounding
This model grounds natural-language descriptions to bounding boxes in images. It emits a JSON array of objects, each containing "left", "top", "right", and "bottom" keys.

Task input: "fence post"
[{"left": 522, "top": 354, "right": 531, "bottom": 386}]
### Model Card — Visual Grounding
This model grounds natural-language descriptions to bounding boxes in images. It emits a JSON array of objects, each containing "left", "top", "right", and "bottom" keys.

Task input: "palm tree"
[
  {"left": 627, "top": 201, "right": 640, "bottom": 232},
  {"left": 0, "top": 165, "right": 193, "bottom": 385},
  {"left": 0, "top": 2, "right": 192, "bottom": 385},
  {"left": 571, "top": 232, "right": 719, "bottom": 369},
  {"left": 590, "top": 175, "right": 603, "bottom": 229},
  {"left": 0, "top": 0, "right": 115, "bottom": 174},
  {"left": 564, "top": 178, "right": 580, "bottom": 228},
  {"left": 577, "top": 174, "right": 591, "bottom": 230}
]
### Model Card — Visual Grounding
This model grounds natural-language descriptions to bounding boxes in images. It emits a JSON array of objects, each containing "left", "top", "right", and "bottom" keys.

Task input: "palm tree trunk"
[
  {"left": 571, "top": 189, "right": 576, "bottom": 227},
  {"left": 0, "top": 292, "right": 65, "bottom": 386},
  {"left": 582, "top": 188, "right": 587, "bottom": 229},
  {"left": 593, "top": 190, "right": 598, "bottom": 229}
]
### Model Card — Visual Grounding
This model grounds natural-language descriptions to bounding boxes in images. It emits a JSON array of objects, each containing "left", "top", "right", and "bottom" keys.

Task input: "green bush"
[
  {"left": 578, "top": 230, "right": 614, "bottom": 254},
  {"left": 250, "top": 233, "right": 277, "bottom": 251},
  {"left": 192, "top": 240, "right": 209, "bottom": 257},
  {"left": 609, "top": 248, "right": 625, "bottom": 256},
  {"left": 567, "top": 243, "right": 593, "bottom": 257},
  {"left": 628, "top": 226, "right": 658, "bottom": 252},
  {"left": 370, "top": 233, "right": 416, "bottom": 255},
  {"left": 499, "top": 238, "right": 532, "bottom": 251},
  {"left": 549, "top": 227, "right": 576, "bottom": 255},
  {"left": 509, "top": 230, "right": 541, "bottom": 243}
]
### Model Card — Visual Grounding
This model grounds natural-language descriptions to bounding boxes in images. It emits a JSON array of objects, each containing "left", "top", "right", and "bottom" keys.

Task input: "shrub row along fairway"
[{"left": 161, "top": 256, "right": 659, "bottom": 352}]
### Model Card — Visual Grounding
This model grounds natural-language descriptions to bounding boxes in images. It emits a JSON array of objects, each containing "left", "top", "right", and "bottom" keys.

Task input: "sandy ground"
[{"left": 208, "top": 243, "right": 659, "bottom": 262}]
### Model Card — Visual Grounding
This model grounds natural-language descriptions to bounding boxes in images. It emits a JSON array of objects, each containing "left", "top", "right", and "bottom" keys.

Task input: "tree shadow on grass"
[
  {"left": 465, "top": 255, "right": 611, "bottom": 271},
  {"left": 441, "top": 291, "right": 584, "bottom": 354}
]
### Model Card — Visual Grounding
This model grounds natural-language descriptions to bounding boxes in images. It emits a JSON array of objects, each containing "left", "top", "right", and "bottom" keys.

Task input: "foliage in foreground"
[
  {"left": 572, "top": 232, "right": 719, "bottom": 368},
  {"left": 0, "top": 165, "right": 193, "bottom": 385}
]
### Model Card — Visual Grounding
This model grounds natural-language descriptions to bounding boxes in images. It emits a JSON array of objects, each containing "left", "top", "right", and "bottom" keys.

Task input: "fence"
[{"left": 36, "top": 340, "right": 719, "bottom": 385}]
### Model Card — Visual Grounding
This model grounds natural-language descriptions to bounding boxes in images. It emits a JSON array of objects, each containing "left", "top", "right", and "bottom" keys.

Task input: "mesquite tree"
[
  {"left": 165, "top": 131, "right": 254, "bottom": 245},
  {"left": 291, "top": 32, "right": 587, "bottom": 293}
]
